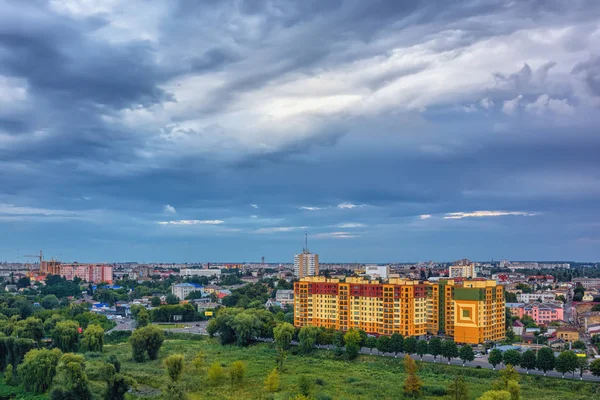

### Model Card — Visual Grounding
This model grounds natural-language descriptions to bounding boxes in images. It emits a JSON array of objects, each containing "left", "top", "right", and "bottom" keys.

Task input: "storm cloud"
[{"left": 1, "top": 0, "right": 599, "bottom": 262}]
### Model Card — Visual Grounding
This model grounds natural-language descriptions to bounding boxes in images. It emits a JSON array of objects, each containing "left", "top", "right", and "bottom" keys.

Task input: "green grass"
[{"left": 84, "top": 338, "right": 600, "bottom": 400}]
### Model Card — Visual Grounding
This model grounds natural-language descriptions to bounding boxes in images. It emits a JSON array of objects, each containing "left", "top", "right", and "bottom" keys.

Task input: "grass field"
[
  {"left": 97, "top": 337, "right": 600, "bottom": 400},
  {"left": 2, "top": 337, "right": 600, "bottom": 399}
]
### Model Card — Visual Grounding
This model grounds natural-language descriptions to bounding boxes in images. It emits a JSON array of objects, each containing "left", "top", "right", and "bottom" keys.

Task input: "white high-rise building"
[
  {"left": 449, "top": 260, "right": 476, "bottom": 278},
  {"left": 294, "top": 252, "right": 319, "bottom": 278}
]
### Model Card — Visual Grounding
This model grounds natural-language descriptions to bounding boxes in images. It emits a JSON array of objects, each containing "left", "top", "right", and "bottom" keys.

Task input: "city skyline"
[{"left": 1, "top": 1, "right": 600, "bottom": 262}]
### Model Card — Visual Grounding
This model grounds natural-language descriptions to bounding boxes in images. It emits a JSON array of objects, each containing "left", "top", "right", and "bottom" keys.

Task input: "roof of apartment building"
[{"left": 522, "top": 303, "right": 562, "bottom": 311}]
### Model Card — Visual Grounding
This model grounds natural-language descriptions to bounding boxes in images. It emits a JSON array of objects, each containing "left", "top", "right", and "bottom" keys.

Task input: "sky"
[{"left": 1, "top": 0, "right": 600, "bottom": 263}]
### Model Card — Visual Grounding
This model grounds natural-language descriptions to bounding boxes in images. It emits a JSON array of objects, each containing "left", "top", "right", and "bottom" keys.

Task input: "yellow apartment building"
[{"left": 294, "top": 276, "right": 505, "bottom": 344}]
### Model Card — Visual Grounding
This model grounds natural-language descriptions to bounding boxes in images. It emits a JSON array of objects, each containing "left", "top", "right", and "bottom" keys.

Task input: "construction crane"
[{"left": 24, "top": 250, "right": 43, "bottom": 272}]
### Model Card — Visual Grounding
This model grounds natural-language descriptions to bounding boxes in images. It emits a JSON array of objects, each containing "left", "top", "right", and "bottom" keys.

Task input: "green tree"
[
  {"left": 536, "top": 347, "right": 556, "bottom": 376},
  {"left": 4, "top": 364, "right": 16, "bottom": 386},
  {"left": 441, "top": 340, "right": 459, "bottom": 364},
  {"left": 164, "top": 354, "right": 185, "bottom": 382},
  {"left": 229, "top": 360, "right": 246, "bottom": 384},
  {"left": 264, "top": 368, "right": 280, "bottom": 392},
  {"left": 16, "top": 317, "right": 45, "bottom": 343},
  {"left": 135, "top": 308, "right": 150, "bottom": 329},
  {"left": 166, "top": 294, "right": 180, "bottom": 304},
  {"left": 503, "top": 349, "right": 522, "bottom": 367},
  {"left": 572, "top": 340, "right": 586, "bottom": 350},
  {"left": 41, "top": 295, "right": 60, "bottom": 310},
  {"left": 389, "top": 333, "right": 404, "bottom": 357},
  {"left": 208, "top": 362, "right": 225, "bottom": 386},
  {"left": 150, "top": 296, "right": 162, "bottom": 307},
  {"left": 376, "top": 335, "right": 390, "bottom": 354},
  {"left": 416, "top": 340, "right": 428, "bottom": 360},
  {"left": 365, "top": 336, "right": 377, "bottom": 354},
  {"left": 50, "top": 353, "right": 92, "bottom": 400},
  {"left": 298, "top": 375, "right": 313, "bottom": 397},
  {"left": 428, "top": 337, "right": 442, "bottom": 362},
  {"left": 273, "top": 322, "right": 294, "bottom": 351},
  {"left": 298, "top": 326, "right": 319, "bottom": 354},
  {"left": 590, "top": 358, "right": 600, "bottom": 376},
  {"left": 52, "top": 321, "right": 80, "bottom": 352},
  {"left": 344, "top": 329, "right": 362, "bottom": 360},
  {"left": 17, "top": 348, "right": 62, "bottom": 393},
  {"left": 447, "top": 375, "right": 469, "bottom": 400},
  {"left": 489, "top": 349, "right": 503, "bottom": 370},
  {"left": 232, "top": 312, "right": 262, "bottom": 346},
  {"left": 459, "top": 344, "right": 475, "bottom": 366},
  {"left": 577, "top": 357, "right": 589, "bottom": 380},
  {"left": 555, "top": 350, "right": 578, "bottom": 378},
  {"left": 129, "top": 325, "right": 164, "bottom": 362},
  {"left": 105, "top": 372, "right": 135, "bottom": 400},
  {"left": 520, "top": 350, "right": 536, "bottom": 373},
  {"left": 81, "top": 324, "right": 104, "bottom": 352},
  {"left": 403, "top": 354, "right": 422, "bottom": 398},
  {"left": 191, "top": 351, "right": 204, "bottom": 372},
  {"left": 404, "top": 336, "right": 417, "bottom": 355}
]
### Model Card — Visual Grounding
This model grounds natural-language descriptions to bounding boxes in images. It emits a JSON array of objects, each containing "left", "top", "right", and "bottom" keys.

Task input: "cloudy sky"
[{"left": 1, "top": 0, "right": 600, "bottom": 263}]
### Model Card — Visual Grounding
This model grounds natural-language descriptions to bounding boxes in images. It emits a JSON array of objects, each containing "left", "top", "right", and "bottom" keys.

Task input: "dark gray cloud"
[{"left": 0, "top": 0, "right": 599, "bottom": 262}]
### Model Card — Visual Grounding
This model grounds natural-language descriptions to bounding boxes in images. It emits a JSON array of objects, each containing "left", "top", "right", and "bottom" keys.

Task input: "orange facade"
[{"left": 294, "top": 277, "right": 505, "bottom": 344}]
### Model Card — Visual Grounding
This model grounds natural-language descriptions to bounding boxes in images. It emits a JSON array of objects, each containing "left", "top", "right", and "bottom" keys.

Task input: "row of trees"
[{"left": 488, "top": 347, "right": 597, "bottom": 378}]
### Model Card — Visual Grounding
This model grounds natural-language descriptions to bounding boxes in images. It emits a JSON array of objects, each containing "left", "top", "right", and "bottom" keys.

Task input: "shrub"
[
  {"left": 229, "top": 361, "right": 246, "bottom": 384},
  {"left": 208, "top": 362, "right": 225, "bottom": 386},
  {"left": 264, "top": 368, "right": 280, "bottom": 392},
  {"left": 104, "top": 331, "right": 131, "bottom": 344},
  {"left": 164, "top": 354, "right": 185, "bottom": 382}
]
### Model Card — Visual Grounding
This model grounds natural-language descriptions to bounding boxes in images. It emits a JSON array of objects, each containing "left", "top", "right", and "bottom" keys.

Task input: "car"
[{"left": 475, "top": 353, "right": 483, "bottom": 358}]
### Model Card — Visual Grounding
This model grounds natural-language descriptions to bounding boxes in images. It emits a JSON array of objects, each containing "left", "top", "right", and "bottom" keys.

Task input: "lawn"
[{"left": 80, "top": 337, "right": 600, "bottom": 400}]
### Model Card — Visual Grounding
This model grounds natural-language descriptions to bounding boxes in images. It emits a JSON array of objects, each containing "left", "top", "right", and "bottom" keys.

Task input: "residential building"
[
  {"left": 582, "top": 293, "right": 595, "bottom": 302},
  {"left": 171, "top": 283, "right": 204, "bottom": 300},
  {"left": 512, "top": 320, "right": 525, "bottom": 336},
  {"left": 275, "top": 289, "right": 294, "bottom": 306},
  {"left": 555, "top": 327, "right": 579, "bottom": 342},
  {"left": 180, "top": 268, "right": 222, "bottom": 278},
  {"left": 449, "top": 260, "right": 476, "bottom": 279},
  {"left": 572, "top": 278, "right": 600, "bottom": 289},
  {"left": 516, "top": 292, "right": 556, "bottom": 303},
  {"left": 59, "top": 263, "right": 113, "bottom": 283},
  {"left": 522, "top": 303, "right": 563, "bottom": 325},
  {"left": 293, "top": 276, "right": 505, "bottom": 344},
  {"left": 294, "top": 251, "right": 319, "bottom": 278},
  {"left": 364, "top": 265, "right": 390, "bottom": 279}
]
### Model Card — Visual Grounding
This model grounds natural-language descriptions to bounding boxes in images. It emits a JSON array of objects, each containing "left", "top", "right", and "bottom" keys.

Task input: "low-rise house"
[
  {"left": 171, "top": 283, "right": 204, "bottom": 300},
  {"left": 555, "top": 326, "right": 579, "bottom": 342},
  {"left": 4, "top": 284, "right": 17, "bottom": 292},
  {"left": 275, "top": 289, "right": 294, "bottom": 306},
  {"left": 512, "top": 320, "right": 525, "bottom": 336},
  {"left": 265, "top": 298, "right": 282, "bottom": 308},
  {"left": 522, "top": 303, "right": 563, "bottom": 325}
]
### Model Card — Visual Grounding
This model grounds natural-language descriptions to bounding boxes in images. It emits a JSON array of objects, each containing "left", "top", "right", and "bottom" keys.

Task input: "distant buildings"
[
  {"left": 572, "top": 278, "right": 600, "bottom": 289},
  {"left": 180, "top": 268, "right": 222, "bottom": 278},
  {"left": 516, "top": 292, "right": 556, "bottom": 303},
  {"left": 294, "top": 250, "right": 318, "bottom": 278},
  {"left": 449, "top": 259, "right": 476, "bottom": 279},
  {"left": 171, "top": 283, "right": 204, "bottom": 300},
  {"left": 275, "top": 289, "right": 294, "bottom": 306},
  {"left": 364, "top": 265, "right": 389, "bottom": 279},
  {"left": 507, "top": 302, "right": 564, "bottom": 325},
  {"left": 294, "top": 276, "right": 505, "bottom": 344},
  {"left": 59, "top": 263, "right": 113, "bottom": 284}
]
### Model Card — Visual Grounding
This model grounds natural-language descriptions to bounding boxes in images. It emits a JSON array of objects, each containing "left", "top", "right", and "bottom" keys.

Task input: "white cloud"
[
  {"left": 462, "top": 105, "right": 477, "bottom": 113},
  {"left": 444, "top": 211, "right": 536, "bottom": 219},
  {"left": 335, "top": 223, "right": 366, "bottom": 228},
  {"left": 164, "top": 204, "right": 176, "bottom": 214},
  {"left": 315, "top": 231, "right": 360, "bottom": 239},
  {"left": 255, "top": 226, "right": 306, "bottom": 234},
  {"left": 250, "top": 204, "right": 259, "bottom": 209},
  {"left": 479, "top": 98, "right": 494, "bottom": 109},
  {"left": 250, "top": 215, "right": 258, "bottom": 219},
  {"left": 157, "top": 219, "right": 224, "bottom": 225},
  {"left": 419, "top": 214, "right": 432, "bottom": 220},
  {"left": 525, "top": 94, "right": 575, "bottom": 116},
  {"left": 502, "top": 95, "right": 523, "bottom": 115},
  {"left": 299, "top": 206, "right": 323, "bottom": 211},
  {"left": 337, "top": 203, "right": 365, "bottom": 209}
]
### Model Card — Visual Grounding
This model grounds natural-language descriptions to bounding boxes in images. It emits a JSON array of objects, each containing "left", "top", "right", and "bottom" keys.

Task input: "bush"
[
  {"left": 208, "top": 362, "right": 225, "bottom": 386},
  {"left": 423, "top": 386, "right": 447, "bottom": 396},
  {"left": 229, "top": 361, "right": 246, "bottom": 384},
  {"left": 164, "top": 354, "right": 185, "bottom": 382},
  {"left": 129, "top": 325, "right": 164, "bottom": 362},
  {"left": 264, "top": 368, "right": 280, "bottom": 392},
  {"left": 315, "top": 377, "right": 326, "bottom": 386},
  {"left": 4, "top": 364, "right": 16, "bottom": 386},
  {"left": 316, "top": 394, "right": 333, "bottom": 400},
  {"left": 298, "top": 375, "right": 313, "bottom": 396}
]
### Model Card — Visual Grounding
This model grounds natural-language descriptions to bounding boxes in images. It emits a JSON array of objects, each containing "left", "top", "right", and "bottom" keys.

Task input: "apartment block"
[
  {"left": 294, "top": 277, "right": 505, "bottom": 344},
  {"left": 59, "top": 263, "right": 113, "bottom": 284},
  {"left": 294, "top": 252, "right": 319, "bottom": 278}
]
